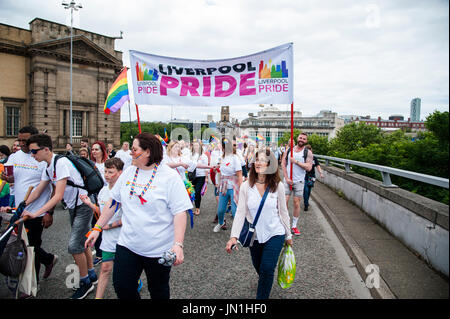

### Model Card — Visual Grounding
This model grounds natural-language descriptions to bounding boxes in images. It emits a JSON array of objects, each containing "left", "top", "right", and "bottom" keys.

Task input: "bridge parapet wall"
[{"left": 319, "top": 166, "right": 449, "bottom": 277}]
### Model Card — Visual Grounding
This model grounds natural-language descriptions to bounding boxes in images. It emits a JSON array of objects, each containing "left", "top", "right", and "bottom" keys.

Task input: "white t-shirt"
[
  {"left": 181, "top": 147, "right": 191, "bottom": 162},
  {"left": 191, "top": 153, "right": 208, "bottom": 177},
  {"left": 236, "top": 149, "right": 246, "bottom": 166},
  {"left": 210, "top": 149, "right": 222, "bottom": 166},
  {"left": 42, "top": 154, "right": 88, "bottom": 209},
  {"left": 98, "top": 186, "right": 122, "bottom": 253},
  {"left": 95, "top": 162, "right": 107, "bottom": 184},
  {"left": 115, "top": 149, "right": 132, "bottom": 170},
  {"left": 285, "top": 148, "right": 307, "bottom": 183},
  {"left": 164, "top": 156, "right": 196, "bottom": 181},
  {"left": 6, "top": 150, "right": 52, "bottom": 216},
  {"left": 219, "top": 154, "right": 242, "bottom": 177},
  {"left": 247, "top": 185, "right": 286, "bottom": 243},
  {"left": 110, "top": 164, "right": 192, "bottom": 257}
]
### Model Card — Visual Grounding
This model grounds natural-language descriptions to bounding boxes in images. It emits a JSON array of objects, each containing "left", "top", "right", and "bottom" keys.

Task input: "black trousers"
[
  {"left": 113, "top": 244, "right": 171, "bottom": 299},
  {"left": 192, "top": 176, "right": 206, "bottom": 209},
  {"left": 24, "top": 217, "right": 54, "bottom": 281}
]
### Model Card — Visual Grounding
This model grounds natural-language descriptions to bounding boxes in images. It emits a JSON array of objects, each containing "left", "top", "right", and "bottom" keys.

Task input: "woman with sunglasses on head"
[
  {"left": 85, "top": 133, "right": 192, "bottom": 299},
  {"left": 226, "top": 147, "right": 292, "bottom": 299}
]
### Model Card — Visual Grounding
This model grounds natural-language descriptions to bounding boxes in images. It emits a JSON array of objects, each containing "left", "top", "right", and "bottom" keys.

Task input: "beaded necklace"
[{"left": 129, "top": 163, "right": 159, "bottom": 205}]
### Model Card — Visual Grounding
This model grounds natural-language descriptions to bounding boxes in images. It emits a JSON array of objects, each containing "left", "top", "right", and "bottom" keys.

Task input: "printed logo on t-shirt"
[{"left": 14, "top": 163, "right": 39, "bottom": 171}]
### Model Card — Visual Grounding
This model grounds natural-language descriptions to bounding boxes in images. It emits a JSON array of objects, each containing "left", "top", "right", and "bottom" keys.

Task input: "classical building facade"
[
  {"left": 0, "top": 18, "right": 123, "bottom": 150},
  {"left": 239, "top": 105, "right": 345, "bottom": 145}
]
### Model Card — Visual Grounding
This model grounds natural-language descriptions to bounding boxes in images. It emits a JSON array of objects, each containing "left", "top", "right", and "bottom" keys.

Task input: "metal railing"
[{"left": 315, "top": 154, "right": 449, "bottom": 189}]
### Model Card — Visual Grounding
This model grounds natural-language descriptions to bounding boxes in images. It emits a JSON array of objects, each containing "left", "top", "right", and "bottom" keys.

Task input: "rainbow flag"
[
  {"left": 104, "top": 68, "right": 129, "bottom": 114},
  {"left": 211, "top": 135, "right": 220, "bottom": 145},
  {"left": 256, "top": 134, "right": 265, "bottom": 141},
  {"left": 164, "top": 128, "right": 169, "bottom": 142},
  {"left": 156, "top": 134, "right": 167, "bottom": 147}
]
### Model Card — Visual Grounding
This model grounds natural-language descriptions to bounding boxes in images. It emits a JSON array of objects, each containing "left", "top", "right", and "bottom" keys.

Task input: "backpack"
[
  {"left": 284, "top": 147, "right": 308, "bottom": 167},
  {"left": 48, "top": 154, "right": 104, "bottom": 196}
]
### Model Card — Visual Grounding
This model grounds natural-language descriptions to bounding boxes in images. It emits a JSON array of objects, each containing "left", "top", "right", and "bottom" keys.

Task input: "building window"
[
  {"left": 73, "top": 111, "right": 83, "bottom": 137},
  {"left": 6, "top": 106, "right": 21, "bottom": 136}
]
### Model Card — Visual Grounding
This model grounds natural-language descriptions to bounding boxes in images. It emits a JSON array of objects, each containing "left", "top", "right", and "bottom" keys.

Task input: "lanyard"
[{"left": 129, "top": 163, "right": 159, "bottom": 205}]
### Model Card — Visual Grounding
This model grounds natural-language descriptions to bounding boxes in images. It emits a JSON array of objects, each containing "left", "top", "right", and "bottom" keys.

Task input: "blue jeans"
[
  {"left": 249, "top": 235, "right": 285, "bottom": 299},
  {"left": 303, "top": 180, "right": 314, "bottom": 208},
  {"left": 217, "top": 189, "right": 236, "bottom": 225}
]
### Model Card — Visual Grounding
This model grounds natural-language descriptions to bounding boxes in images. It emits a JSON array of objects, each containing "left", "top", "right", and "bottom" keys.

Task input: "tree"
[
  {"left": 328, "top": 122, "right": 383, "bottom": 156},
  {"left": 277, "top": 129, "right": 302, "bottom": 147},
  {"left": 425, "top": 111, "right": 449, "bottom": 146},
  {"left": 306, "top": 134, "right": 330, "bottom": 155}
]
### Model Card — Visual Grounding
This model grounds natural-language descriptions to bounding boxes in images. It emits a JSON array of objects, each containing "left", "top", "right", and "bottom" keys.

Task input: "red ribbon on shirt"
[{"left": 138, "top": 195, "right": 147, "bottom": 205}]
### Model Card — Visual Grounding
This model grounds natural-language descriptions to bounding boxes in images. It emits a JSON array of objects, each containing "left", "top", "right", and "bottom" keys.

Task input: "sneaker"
[
  {"left": 89, "top": 273, "right": 98, "bottom": 285},
  {"left": 93, "top": 257, "right": 103, "bottom": 267},
  {"left": 291, "top": 227, "right": 301, "bottom": 236},
  {"left": 304, "top": 205, "right": 309, "bottom": 211},
  {"left": 71, "top": 281, "right": 94, "bottom": 299},
  {"left": 213, "top": 215, "right": 218, "bottom": 224},
  {"left": 221, "top": 219, "right": 227, "bottom": 230},
  {"left": 43, "top": 255, "right": 58, "bottom": 279},
  {"left": 213, "top": 223, "right": 222, "bottom": 233}
]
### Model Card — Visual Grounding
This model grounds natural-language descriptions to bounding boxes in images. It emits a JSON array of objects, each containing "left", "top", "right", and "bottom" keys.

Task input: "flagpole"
[
  {"left": 290, "top": 102, "right": 294, "bottom": 190},
  {"left": 135, "top": 103, "right": 142, "bottom": 134},
  {"left": 128, "top": 100, "right": 132, "bottom": 140}
]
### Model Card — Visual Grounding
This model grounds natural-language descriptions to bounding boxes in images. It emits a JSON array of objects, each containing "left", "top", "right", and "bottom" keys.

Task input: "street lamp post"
[{"left": 62, "top": 1, "right": 82, "bottom": 144}]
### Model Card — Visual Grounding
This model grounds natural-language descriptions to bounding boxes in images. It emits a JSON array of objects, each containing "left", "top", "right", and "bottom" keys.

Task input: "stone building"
[
  {"left": 239, "top": 105, "right": 345, "bottom": 146},
  {"left": 0, "top": 18, "right": 123, "bottom": 151}
]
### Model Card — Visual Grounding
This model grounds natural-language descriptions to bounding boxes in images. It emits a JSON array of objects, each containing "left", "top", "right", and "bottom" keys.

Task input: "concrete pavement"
[{"left": 1, "top": 180, "right": 371, "bottom": 299}]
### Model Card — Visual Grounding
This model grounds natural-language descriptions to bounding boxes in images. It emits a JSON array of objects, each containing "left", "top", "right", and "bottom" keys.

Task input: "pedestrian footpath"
[{"left": 312, "top": 181, "right": 449, "bottom": 299}]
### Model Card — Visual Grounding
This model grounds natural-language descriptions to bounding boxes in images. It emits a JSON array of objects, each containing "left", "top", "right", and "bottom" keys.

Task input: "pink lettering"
[
  {"left": 239, "top": 73, "right": 256, "bottom": 96},
  {"left": 202, "top": 77, "right": 211, "bottom": 97},
  {"left": 180, "top": 77, "right": 200, "bottom": 96},
  {"left": 160, "top": 76, "right": 179, "bottom": 96},
  {"left": 214, "top": 76, "right": 237, "bottom": 97}
]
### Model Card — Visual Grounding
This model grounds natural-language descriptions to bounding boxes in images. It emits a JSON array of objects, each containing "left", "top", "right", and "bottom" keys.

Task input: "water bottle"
[{"left": 16, "top": 252, "right": 24, "bottom": 261}]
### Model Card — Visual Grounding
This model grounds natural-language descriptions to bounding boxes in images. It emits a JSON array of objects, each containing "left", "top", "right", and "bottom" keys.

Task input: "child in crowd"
[{"left": 80, "top": 157, "right": 124, "bottom": 299}]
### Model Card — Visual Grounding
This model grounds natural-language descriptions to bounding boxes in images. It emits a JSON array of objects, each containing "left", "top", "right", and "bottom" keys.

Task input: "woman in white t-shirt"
[
  {"left": 90, "top": 141, "right": 108, "bottom": 264},
  {"left": 91, "top": 141, "right": 108, "bottom": 184},
  {"left": 226, "top": 147, "right": 292, "bottom": 299},
  {"left": 164, "top": 141, "right": 192, "bottom": 181},
  {"left": 190, "top": 140, "right": 213, "bottom": 216},
  {"left": 213, "top": 138, "right": 243, "bottom": 233},
  {"left": 85, "top": 133, "right": 192, "bottom": 299}
]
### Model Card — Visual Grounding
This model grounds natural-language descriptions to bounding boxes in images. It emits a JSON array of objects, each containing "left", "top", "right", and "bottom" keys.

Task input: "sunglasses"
[{"left": 30, "top": 147, "right": 45, "bottom": 154}]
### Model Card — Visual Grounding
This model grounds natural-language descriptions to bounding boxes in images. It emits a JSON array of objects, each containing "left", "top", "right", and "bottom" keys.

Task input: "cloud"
[{"left": 0, "top": 0, "right": 448, "bottom": 123}]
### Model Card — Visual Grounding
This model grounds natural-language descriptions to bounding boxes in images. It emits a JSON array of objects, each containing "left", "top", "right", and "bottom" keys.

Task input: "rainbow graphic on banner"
[
  {"left": 259, "top": 59, "right": 288, "bottom": 79},
  {"left": 135, "top": 62, "right": 159, "bottom": 81},
  {"left": 104, "top": 68, "right": 129, "bottom": 114}
]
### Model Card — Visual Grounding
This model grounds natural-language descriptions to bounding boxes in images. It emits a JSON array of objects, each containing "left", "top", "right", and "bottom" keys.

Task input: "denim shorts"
[
  {"left": 284, "top": 180, "right": 304, "bottom": 198},
  {"left": 68, "top": 203, "right": 93, "bottom": 254}
]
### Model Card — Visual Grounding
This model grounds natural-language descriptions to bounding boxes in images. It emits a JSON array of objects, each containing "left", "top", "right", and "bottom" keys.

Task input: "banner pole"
[
  {"left": 290, "top": 102, "right": 294, "bottom": 190},
  {"left": 135, "top": 103, "right": 142, "bottom": 134}
]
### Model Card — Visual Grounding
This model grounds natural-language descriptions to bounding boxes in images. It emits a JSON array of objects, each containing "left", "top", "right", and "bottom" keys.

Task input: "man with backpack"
[
  {"left": 1, "top": 126, "right": 57, "bottom": 289},
  {"left": 21, "top": 134, "right": 99, "bottom": 299},
  {"left": 281, "top": 133, "right": 313, "bottom": 236}
]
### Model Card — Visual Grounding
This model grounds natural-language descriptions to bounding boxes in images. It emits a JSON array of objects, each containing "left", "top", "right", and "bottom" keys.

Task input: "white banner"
[{"left": 129, "top": 43, "right": 293, "bottom": 106}]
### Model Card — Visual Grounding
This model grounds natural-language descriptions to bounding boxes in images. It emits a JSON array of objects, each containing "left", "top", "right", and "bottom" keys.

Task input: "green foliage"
[
  {"left": 120, "top": 122, "right": 189, "bottom": 145},
  {"left": 277, "top": 129, "right": 302, "bottom": 146},
  {"left": 323, "top": 113, "right": 449, "bottom": 204},
  {"left": 425, "top": 111, "right": 449, "bottom": 146}
]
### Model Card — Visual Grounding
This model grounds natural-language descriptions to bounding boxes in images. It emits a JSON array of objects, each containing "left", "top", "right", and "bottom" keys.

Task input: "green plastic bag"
[{"left": 277, "top": 244, "right": 296, "bottom": 289}]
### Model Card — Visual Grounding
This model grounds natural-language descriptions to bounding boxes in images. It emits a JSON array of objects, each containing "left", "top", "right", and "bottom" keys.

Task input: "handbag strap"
[{"left": 251, "top": 187, "right": 270, "bottom": 227}]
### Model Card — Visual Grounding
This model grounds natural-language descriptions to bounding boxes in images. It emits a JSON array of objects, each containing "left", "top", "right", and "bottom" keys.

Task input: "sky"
[{"left": 0, "top": 0, "right": 448, "bottom": 124}]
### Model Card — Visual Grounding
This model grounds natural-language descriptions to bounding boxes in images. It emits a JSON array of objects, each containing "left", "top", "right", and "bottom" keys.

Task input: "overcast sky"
[{"left": 0, "top": 0, "right": 448, "bottom": 123}]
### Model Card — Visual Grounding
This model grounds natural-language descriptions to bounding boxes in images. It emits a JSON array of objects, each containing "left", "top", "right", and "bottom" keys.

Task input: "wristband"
[
  {"left": 174, "top": 242, "right": 184, "bottom": 249},
  {"left": 94, "top": 223, "right": 102, "bottom": 230}
]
